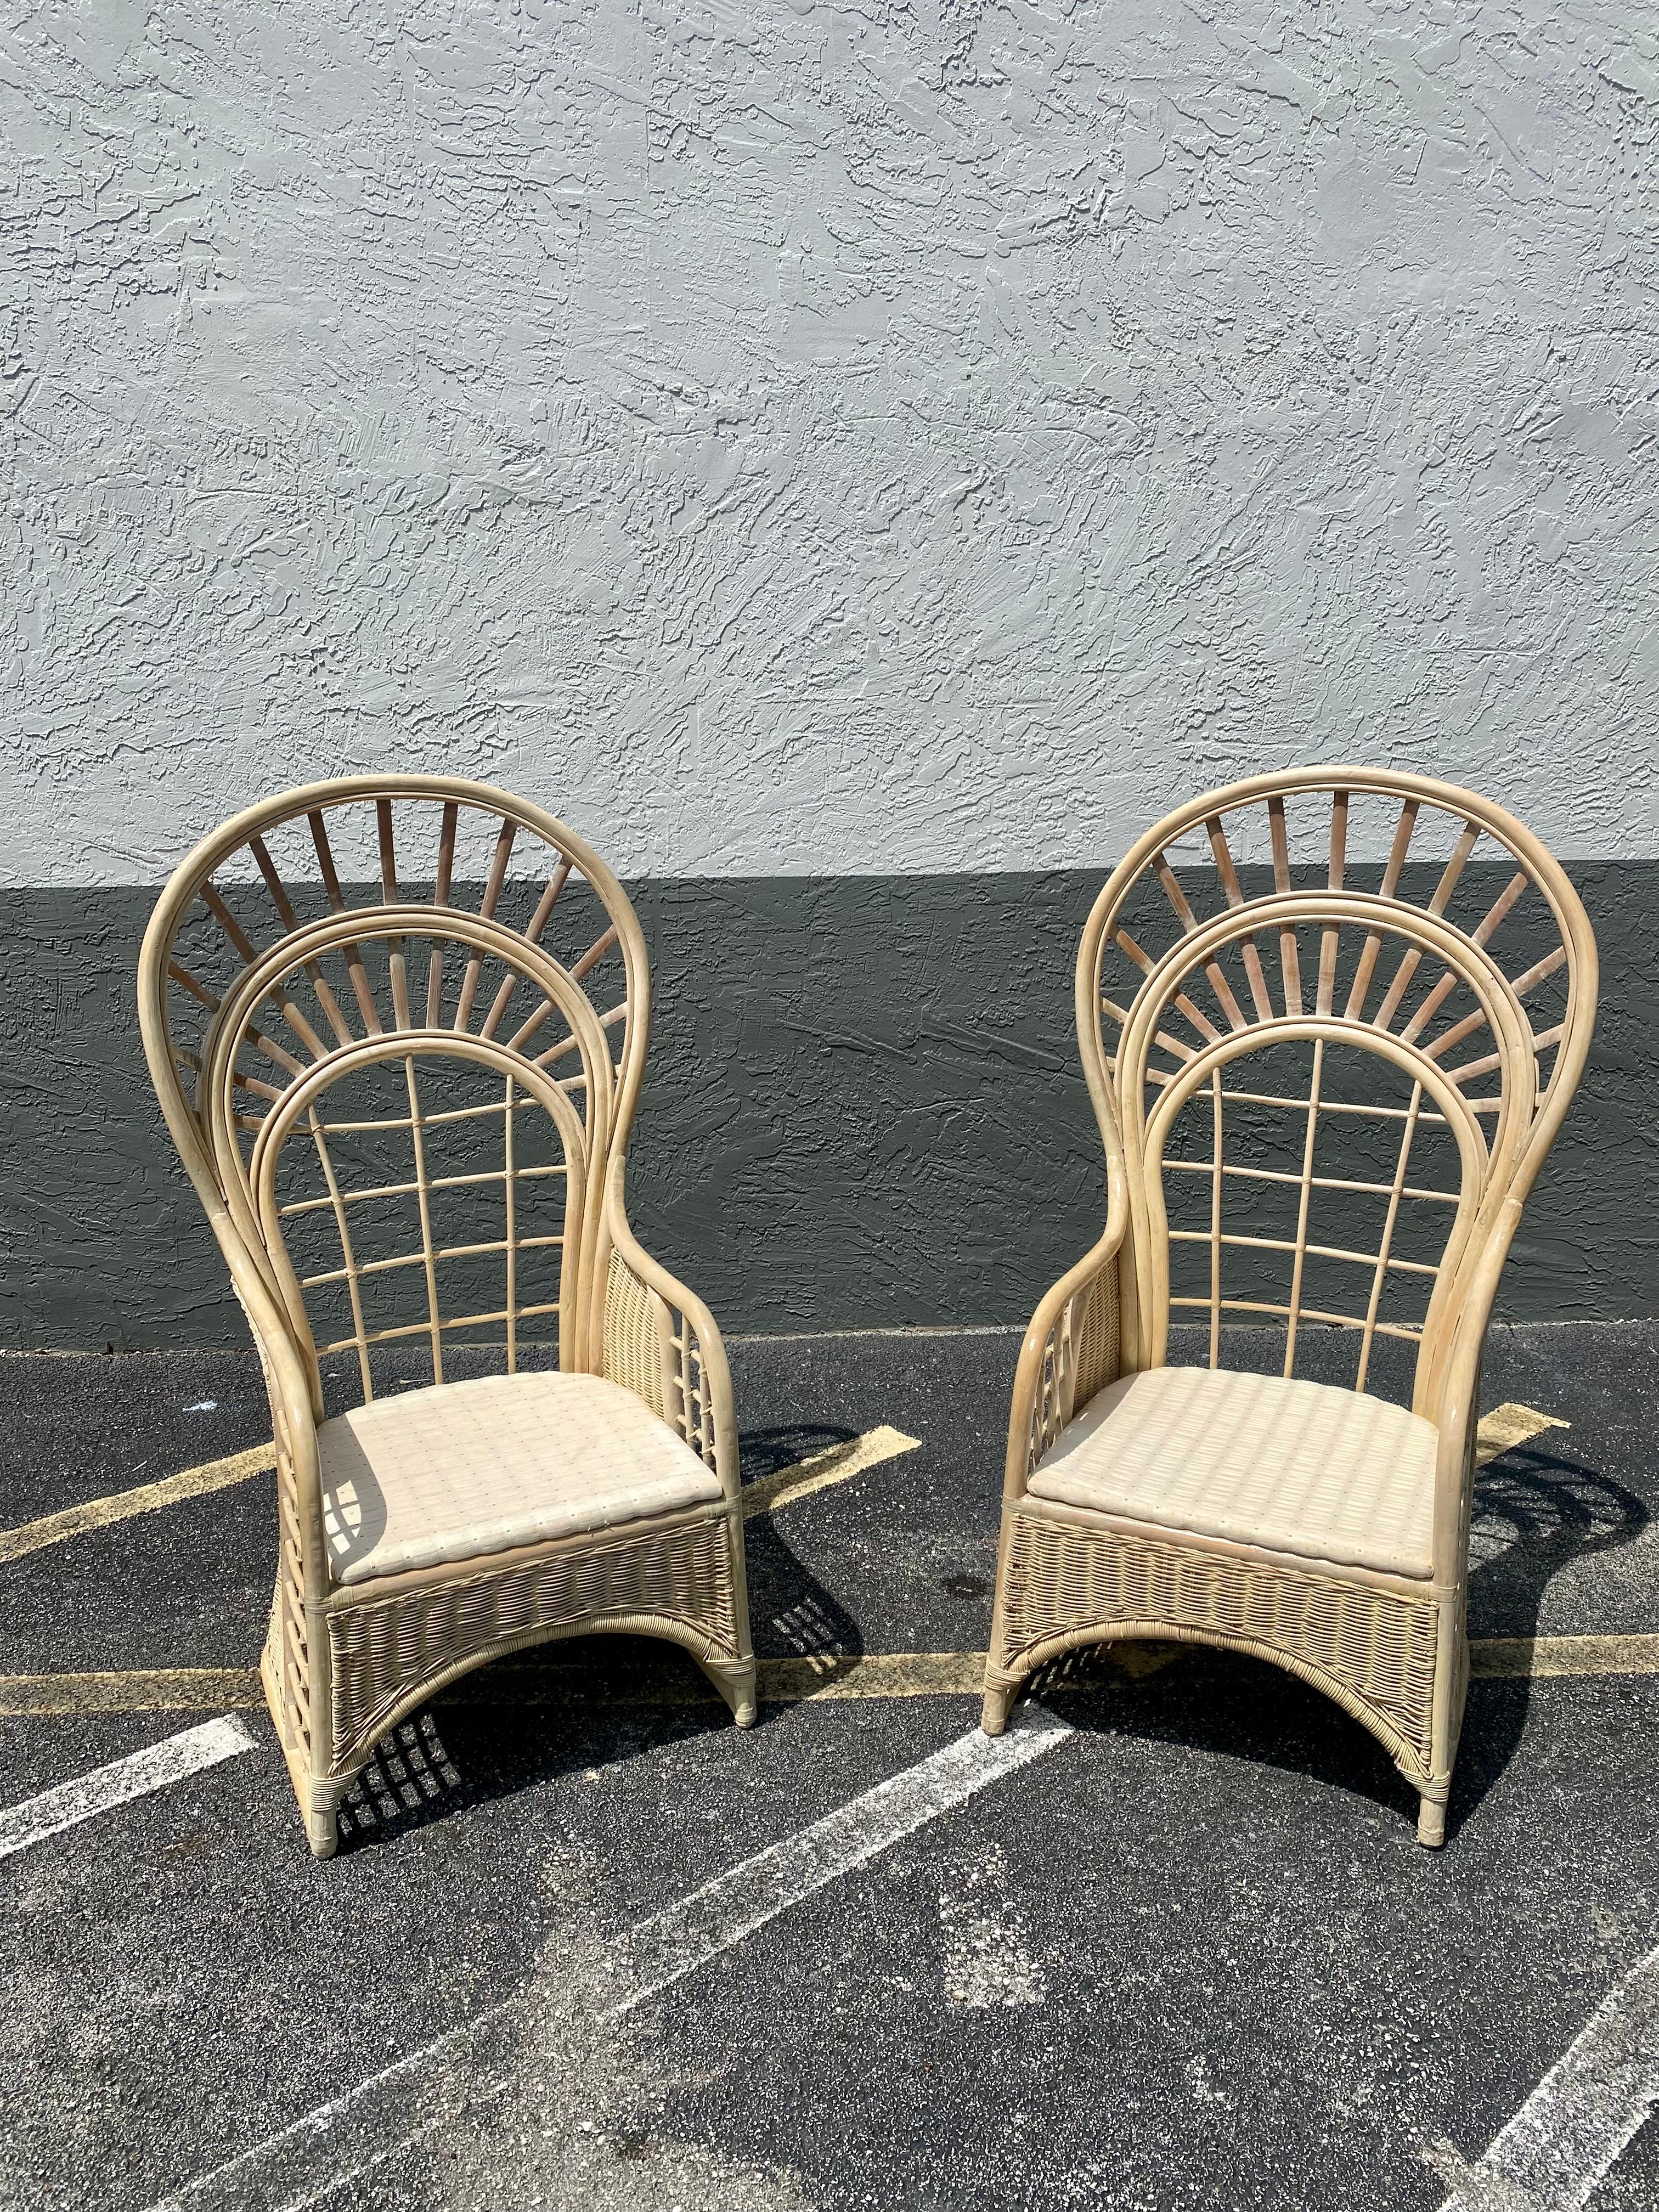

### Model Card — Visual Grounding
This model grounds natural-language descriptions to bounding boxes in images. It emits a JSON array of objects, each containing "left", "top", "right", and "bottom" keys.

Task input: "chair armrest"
[
  {"left": 218, "top": 1237, "right": 328, "bottom": 1565},
  {"left": 1429, "top": 1194, "right": 1523, "bottom": 1586},
  {"left": 1002, "top": 1224, "right": 1127, "bottom": 1504},
  {"left": 601, "top": 1210, "right": 741, "bottom": 1509}
]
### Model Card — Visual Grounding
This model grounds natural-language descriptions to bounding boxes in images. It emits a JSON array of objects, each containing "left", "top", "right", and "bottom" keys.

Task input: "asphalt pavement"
[{"left": 1, "top": 1320, "right": 1655, "bottom": 2211}]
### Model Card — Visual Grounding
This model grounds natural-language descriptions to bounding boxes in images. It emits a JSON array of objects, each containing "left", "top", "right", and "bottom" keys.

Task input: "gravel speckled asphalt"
[{"left": 1, "top": 1322, "right": 1655, "bottom": 2211}]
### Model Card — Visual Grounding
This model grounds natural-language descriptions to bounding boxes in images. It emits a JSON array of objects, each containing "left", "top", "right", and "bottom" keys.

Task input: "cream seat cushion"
[
  {"left": 1028, "top": 1365, "right": 1438, "bottom": 1579},
  {"left": 318, "top": 1370, "right": 722, "bottom": 1587}
]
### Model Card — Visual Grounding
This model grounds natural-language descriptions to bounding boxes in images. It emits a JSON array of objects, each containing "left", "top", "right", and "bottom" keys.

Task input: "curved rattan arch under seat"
[
  {"left": 980, "top": 769, "right": 1596, "bottom": 1845},
  {"left": 139, "top": 776, "right": 755, "bottom": 1856}
]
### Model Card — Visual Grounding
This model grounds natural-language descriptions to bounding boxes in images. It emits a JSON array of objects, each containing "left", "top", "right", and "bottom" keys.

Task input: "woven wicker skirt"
[
  {"left": 985, "top": 1502, "right": 1446, "bottom": 1784},
  {"left": 263, "top": 1500, "right": 749, "bottom": 1822}
]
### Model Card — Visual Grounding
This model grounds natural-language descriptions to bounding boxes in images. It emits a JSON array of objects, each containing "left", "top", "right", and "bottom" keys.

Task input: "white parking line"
[
  {"left": 0, "top": 1717, "right": 257, "bottom": 1863},
  {"left": 613, "top": 1713, "right": 1067, "bottom": 2013},
  {"left": 148, "top": 1712, "right": 1070, "bottom": 2211},
  {"left": 1432, "top": 1939, "right": 1659, "bottom": 2211}
]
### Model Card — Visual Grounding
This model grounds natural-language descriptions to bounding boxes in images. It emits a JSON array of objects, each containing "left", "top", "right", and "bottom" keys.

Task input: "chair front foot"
[
  {"left": 703, "top": 1655, "right": 758, "bottom": 1729},
  {"left": 306, "top": 1806, "right": 339, "bottom": 1859},
  {"left": 981, "top": 1669, "right": 1019, "bottom": 1738},
  {"left": 1417, "top": 1786, "right": 1449, "bottom": 1849}
]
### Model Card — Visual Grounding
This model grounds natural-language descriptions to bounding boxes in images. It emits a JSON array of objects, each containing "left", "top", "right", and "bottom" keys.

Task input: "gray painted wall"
[
  {"left": 4, "top": 1, "right": 1657, "bottom": 881},
  {"left": 3, "top": 866, "right": 1654, "bottom": 1350}
]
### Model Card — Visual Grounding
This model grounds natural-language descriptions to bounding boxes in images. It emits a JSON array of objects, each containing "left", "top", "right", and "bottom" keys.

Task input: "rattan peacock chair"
[
  {"left": 139, "top": 776, "right": 756, "bottom": 1857},
  {"left": 980, "top": 769, "right": 1596, "bottom": 1844}
]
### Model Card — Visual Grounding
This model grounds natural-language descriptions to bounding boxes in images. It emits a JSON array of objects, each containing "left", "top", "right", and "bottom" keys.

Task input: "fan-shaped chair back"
[
  {"left": 138, "top": 776, "right": 648, "bottom": 1414},
  {"left": 1077, "top": 770, "right": 1596, "bottom": 1418}
]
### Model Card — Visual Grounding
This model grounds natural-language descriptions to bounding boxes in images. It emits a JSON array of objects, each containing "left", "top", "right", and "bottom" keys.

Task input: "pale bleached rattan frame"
[
  {"left": 139, "top": 775, "right": 755, "bottom": 1857},
  {"left": 980, "top": 768, "right": 1597, "bottom": 1844}
]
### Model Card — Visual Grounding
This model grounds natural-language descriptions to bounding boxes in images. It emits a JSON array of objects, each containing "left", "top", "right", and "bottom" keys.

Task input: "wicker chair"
[
  {"left": 139, "top": 776, "right": 755, "bottom": 1856},
  {"left": 981, "top": 770, "right": 1596, "bottom": 1844}
]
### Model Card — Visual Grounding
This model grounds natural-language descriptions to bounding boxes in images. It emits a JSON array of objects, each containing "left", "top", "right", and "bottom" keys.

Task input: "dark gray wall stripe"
[{"left": 2, "top": 865, "right": 1652, "bottom": 1350}]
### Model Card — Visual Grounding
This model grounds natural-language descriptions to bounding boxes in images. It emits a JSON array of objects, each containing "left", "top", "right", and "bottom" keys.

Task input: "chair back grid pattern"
[
  {"left": 140, "top": 780, "right": 647, "bottom": 1406},
  {"left": 1082, "top": 774, "right": 1595, "bottom": 1406},
  {"left": 264, "top": 1052, "right": 583, "bottom": 1405},
  {"left": 1157, "top": 1035, "right": 1471, "bottom": 1391}
]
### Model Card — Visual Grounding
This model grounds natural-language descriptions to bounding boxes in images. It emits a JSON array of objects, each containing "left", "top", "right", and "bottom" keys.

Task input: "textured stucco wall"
[
  {"left": 4, "top": 4, "right": 1657, "bottom": 1347},
  {"left": 4, "top": 0, "right": 1658, "bottom": 881}
]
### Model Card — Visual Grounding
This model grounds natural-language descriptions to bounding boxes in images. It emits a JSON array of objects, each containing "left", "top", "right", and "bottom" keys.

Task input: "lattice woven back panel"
[
  {"left": 140, "top": 778, "right": 651, "bottom": 1404},
  {"left": 1079, "top": 771, "right": 1596, "bottom": 1403},
  {"left": 1158, "top": 1031, "right": 1472, "bottom": 1390},
  {"left": 264, "top": 1051, "right": 582, "bottom": 1400}
]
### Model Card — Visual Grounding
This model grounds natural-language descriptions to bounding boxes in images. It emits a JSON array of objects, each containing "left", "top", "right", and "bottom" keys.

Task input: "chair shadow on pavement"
[
  {"left": 331, "top": 1424, "right": 865, "bottom": 1854},
  {"left": 1035, "top": 1440, "right": 1647, "bottom": 1843},
  {"left": 736, "top": 1422, "right": 867, "bottom": 1680},
  {"left": 1448, "top": 1440, "right": 1649, "bottom": 1837}
]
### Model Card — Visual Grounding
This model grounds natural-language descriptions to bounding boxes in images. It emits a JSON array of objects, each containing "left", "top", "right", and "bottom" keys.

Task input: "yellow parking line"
[
  {"left": 0, "top": 1668, "right": 264, "bottom": 1715},
  {"left": 742, "top": 1425, "right": 921, "bottom": 1517},
  {"left": 1471, "top": 1634, "right": 1659, "bottom": 1679},
  {"left": 1475, "top": 1402, "right": 1570, "bottom": 1467},
  {"left": 6, "top": 1634, "right": 1658, "bottom": 1719},
  {"left": 0, "top": 1446, "right": 278, "bottom": 1567},
  {"left": 0, "top": 1419, "right": 921, "bottom": 1571}
]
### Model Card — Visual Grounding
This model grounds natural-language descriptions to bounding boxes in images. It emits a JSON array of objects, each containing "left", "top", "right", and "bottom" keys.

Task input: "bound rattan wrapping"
[
  {"left": 139, "top": 776, "right": 756, "bottom": 1857},
  {"left": 982, "top": 769, "right": 1596, "bottom": 1845}
]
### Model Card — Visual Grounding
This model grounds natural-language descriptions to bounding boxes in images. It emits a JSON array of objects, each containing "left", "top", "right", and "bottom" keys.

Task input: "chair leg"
[
  {"left": 981, "top": 1529, "right": 1022, "bottom": 1736},
  {"left": 306, "top": 1805, "right": 340, "bottom": 1860},
  {"left": 1417, "top": 1785, "right": 1448, "bottom": 1848},
  {"left": 980, "top": 1669, "right": 1018, "bottom": 1737},
  {"left": 702, "top": 1654, "right": 758, "bottom": 1728}
]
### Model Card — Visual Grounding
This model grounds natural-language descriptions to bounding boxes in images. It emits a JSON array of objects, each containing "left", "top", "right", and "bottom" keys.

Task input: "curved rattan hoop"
[
  {"left": 1077, "top": 766, "right": 1595, "bottom": 1188},
  {"left": 198, "top": 907, "right": 618, "bottom": 1390},
  {"left": 139, "top": 775, "right": 648, "bottom": 1272},
  {"left": 319, "top": 1590, "right": 749, "bottom": 1787},
  {"left": 990, "top": 1616, "right": 1435, "bottom": 1784}
]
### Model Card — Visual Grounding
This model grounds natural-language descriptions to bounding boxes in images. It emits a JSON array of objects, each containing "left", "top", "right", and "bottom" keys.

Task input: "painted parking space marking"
[
  {"left": 1469, "top": 1635, "right": 1659, "bottom": 1680},
  {"left": 1475, "top": 1403, "right": 1571, "bottom": 1469},
  {"left": 1430, "top": 1936, "right": 1659, "bottom": 2212},
  {"left": 7, "top": 1634, "right": 1659, "bottom": 1723},
  {"left": 146, "top": 1713, "right": 1070, "bottom": 2212},
  {"left": 612, "top": 1711, "right": 1068, "bottom": 2011},
  {"left": 0, "top": 1669, "right": 266, "bottom": 1717},
  {"left": 0, "top": 1444, "right": 278, "bottom": 1566},
  {"left": 0, "top": 1425, "right": 917, "bottom": 1572},
  {"left": 0, "top": 1716, "right": 256, "bottom": 1863},
  {"left": 742, "top": 1423, "right": 920, "bottom": 1517},
  {"left": 938, "top": 1846, "right": 1047, "bottom": 2010}
]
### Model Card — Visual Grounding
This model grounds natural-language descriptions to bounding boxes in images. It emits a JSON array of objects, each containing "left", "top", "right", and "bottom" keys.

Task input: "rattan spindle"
[
  {"left": 139, "top": 776, "right": 756, "bottom": 1858},
  {"left": 980, "top": 769, "right": 1596, "bottom": 1846}
]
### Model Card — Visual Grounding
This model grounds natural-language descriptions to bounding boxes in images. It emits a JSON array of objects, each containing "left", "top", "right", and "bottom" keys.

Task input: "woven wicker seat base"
[
  {"left": 983, "top": 1504, "right": 1449, "bottom": 1815},
  {"left": 262, "top": 1504, "right": 751, "bottom": 1857}
]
